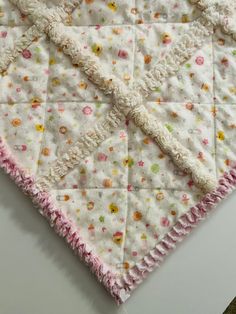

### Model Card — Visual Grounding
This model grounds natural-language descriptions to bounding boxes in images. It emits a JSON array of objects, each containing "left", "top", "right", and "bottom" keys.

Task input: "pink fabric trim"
[
  {"left": 0, "top": 138, "right": 125, "bottom": 304},
  {"left": 1, "top": 137, "right": 236, "bottom": 304},
  {"left": 117, "top": 168, "right": 236, "bottom": 296}
]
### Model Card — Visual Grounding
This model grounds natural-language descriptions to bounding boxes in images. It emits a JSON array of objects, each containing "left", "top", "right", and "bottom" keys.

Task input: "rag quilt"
[{"left": 0, "top": 0, "right": 236, "bottom": 304}]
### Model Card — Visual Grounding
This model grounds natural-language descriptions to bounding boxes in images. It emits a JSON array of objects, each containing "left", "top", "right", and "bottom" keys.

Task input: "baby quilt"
[{"left": 0, "top": 0, "right": 236, "bottom": 304}]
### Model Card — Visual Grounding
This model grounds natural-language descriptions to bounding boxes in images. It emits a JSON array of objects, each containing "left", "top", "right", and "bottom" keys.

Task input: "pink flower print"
[
  {"left": 195, "top": 56, "right": 204, "bottom": 65},
  {"left": 118, "top": 49, "right": 129, "bottom": 59},
  {"left": 22, "top": 49, "right": 32, "bottom": 59},
  {"left": 97, "top": 152, "right": 108, "bottom": 161},
  {"left": 153, "top": 232, "right": 159, "bottom": 240},
  {"left": 0, "top": 31, "right": 7, "bottom": 38},
  {"left": 119, "top": 131, "right": 126, "bottom": 139},
  {"left": 160, "top": 217, "right": 170, "bottom": 227},
  {"left": 138, "top": 160, "right": 144, "bottom": 167},
  {"left": 127, "top": 184, "right": 133, "bottom": 192},
  {"left": 202, "top": 138, "right": 209, "bottom": 145},
  {"left": 82, "top": 105, "right": 93, "bottom": 115}
]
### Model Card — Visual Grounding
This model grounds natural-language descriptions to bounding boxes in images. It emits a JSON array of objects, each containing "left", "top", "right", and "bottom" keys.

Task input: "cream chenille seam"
[
  {"left": 8, "top": 0, "right": 233, "bottom": 193},
  {"left": 135, "top": 0, "right": 235, "bottom": 97},
  {"left": 190, "top": 0, "right": 236, "bottom": 41},
  {"left": 0, "top": 25, "right": 42, "bottom": 74},
  {"left": 0, "top": 1, "right": 81, "bottom": 74}
]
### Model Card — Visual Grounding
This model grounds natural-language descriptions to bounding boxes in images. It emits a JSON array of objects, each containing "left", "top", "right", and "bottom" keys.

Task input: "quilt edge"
[
  {"left": 118, "top": 167, "right": 236, "bottom": 298},
  {"left": 0, "top": 137, "right": 127, "bottom": 304},
  {"left": 1, "top": 137, "right": 236, "bottom": 305}
]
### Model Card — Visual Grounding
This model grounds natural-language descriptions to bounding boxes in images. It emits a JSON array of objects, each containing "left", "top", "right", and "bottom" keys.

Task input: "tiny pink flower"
[
  {"left": 97, "top": 152, "right": 108, "bottom": 161},
  {"left": 118, "top": 49, "right": 129, "bottom": 59},
  {"left": 0, "top": 31, "right": 7, "bottom": 38},
  {"left": 153, "top": 232, "right": 159, "bottom": 240},
  {"left": 119, "top": 131, "right": 126, "bottom": 139},
  {"left": 16, "top": 87, "right": 21, "bottom": 93},
  {"left": 160, "top": 217, "right": 170, "bottom": 227},
  {"left": 202, "top": 138, "right": 209, "bottom": 145},
  {"left": 138, "top": 160, "right": 144, "bottom": 167},
  {"left": 127, "top": 184, "right": 133, "bottom": 192},
  {"left": 22, "top": 49, "right": 32, "bottom": 59},
  {"left": 82, "top": 105, "right": 93, "bottom": 115},
  {"left": 132, "top": 251, "right": 138, "bottom": 257},
  {"left": 195, "top": 56, "right": 204, "bottom": 65}
]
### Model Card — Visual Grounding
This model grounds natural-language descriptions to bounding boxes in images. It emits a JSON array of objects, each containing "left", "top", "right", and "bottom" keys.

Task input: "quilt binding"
[
  {"left": 1, "top": 138, "right": 236, "bottom": 304},
  {"left": 0, "top": 0, "right": 236, "bottom": 305}
]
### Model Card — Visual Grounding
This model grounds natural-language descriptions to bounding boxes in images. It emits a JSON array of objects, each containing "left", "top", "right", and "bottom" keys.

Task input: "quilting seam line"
[{"left": 9, "top": 0, "right": 219, "bottom": 193}]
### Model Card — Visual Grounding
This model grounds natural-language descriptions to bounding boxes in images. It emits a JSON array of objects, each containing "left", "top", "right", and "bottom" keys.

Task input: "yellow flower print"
[
  {"left": 49, "top": 57, "right": 56, "bottom": 65},
  {"left": 107, "top": 2, "right": 117, "bottom": 12},
  {"left": 112, "top": 168, "right": 118, "bottom": 176},
  {"left": 112, "top": 28, "right": 123, "bottom": 35},
  {"left": 79, "top": 81, "right": 88, "bottom": 89},
  {"left": 156, "top": 191, "right": 164, "bottom": 201},
  {"left": 217, "top": 131, "right": 225, "bottom": 141},
  {"left": 201, "top": 83, "right": 209, "bottom": 92},
  {"left": 112, "top": 231, "right": 123, "bottom": 245},
  {"left": 109, "top": 203, "right": 119, "bottom": 214},
  {"left": 42, "top": 147, "right": 50, "bottom": 156},
  {"left": 35, "top": 124, "right": 45, "bottom": 132},
  {"left": 229, "top": 87, "right": 236, "bottom": 95},
  {"left": 51, "top": 77, "right": 61, "bottom": 87},
  {"left": 141, "top": 233, "right": 147, "bottom": 240},
  {"left": 181, "top": 14, "right": 189, "bottom": 23},
  {"left": 123, "top": 156, "right": 134, "bottom": 168},
  {"left": 162, "top": 33, "right": 172, "bottom": 45},
  {"left": 91, "top": 43, "right": 103, "bottom": 56}
]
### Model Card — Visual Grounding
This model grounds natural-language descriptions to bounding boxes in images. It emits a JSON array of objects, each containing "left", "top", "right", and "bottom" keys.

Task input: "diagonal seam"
[{"left": 8, "top": 0, "right": 232, "bottom": 194}]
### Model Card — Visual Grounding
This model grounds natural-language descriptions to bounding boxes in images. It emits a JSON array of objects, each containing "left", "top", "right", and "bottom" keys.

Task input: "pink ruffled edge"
[
  {"left": 0, "top": 137, "right": 126, "bottom": 304},
  {"left": 1, "top": 137, "right": 236, "bottom": 304}
]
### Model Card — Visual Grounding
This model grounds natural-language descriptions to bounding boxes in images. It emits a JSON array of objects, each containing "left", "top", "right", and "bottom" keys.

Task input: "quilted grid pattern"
[{"left": 0, "top": 0, "right": 236, "bottom": 283}]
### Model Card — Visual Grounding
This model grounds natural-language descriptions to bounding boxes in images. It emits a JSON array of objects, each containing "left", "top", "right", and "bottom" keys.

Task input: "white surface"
[{"left": 0, "top": 168, "right": 236, "bottom": 314}]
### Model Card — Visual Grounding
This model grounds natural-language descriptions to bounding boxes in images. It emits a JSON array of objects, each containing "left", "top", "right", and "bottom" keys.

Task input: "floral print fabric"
[{"left": 0, "top": 0, "right": 236, "bottom": 276}]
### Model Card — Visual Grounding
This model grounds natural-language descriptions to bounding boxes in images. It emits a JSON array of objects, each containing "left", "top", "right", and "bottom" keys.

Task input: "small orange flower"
[
  {"left": 59, "top": 126, "right": 68, "bottom": 134},
  {"left": 42, "top": 147, "right": 50, "bottom": 156},
  {"left": 144, "top": 54, "right": 152, "bottom": 64},
  {"left": 11, "top": 118, "right": 22, "bottom": 127},
  {"left": 103, "top": 178, "right": 113, "bottom": 188},
  {"left": 64, "top": 195, "right": 70, "bottom": 201},
  {"left": 133, "top": 210, "right": 142, "bottom": 221}
]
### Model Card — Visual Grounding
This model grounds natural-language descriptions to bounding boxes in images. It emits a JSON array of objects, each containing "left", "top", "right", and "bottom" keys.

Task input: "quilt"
[{"left": 0, "top": 0, "right": 236, "bottom": 304}]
